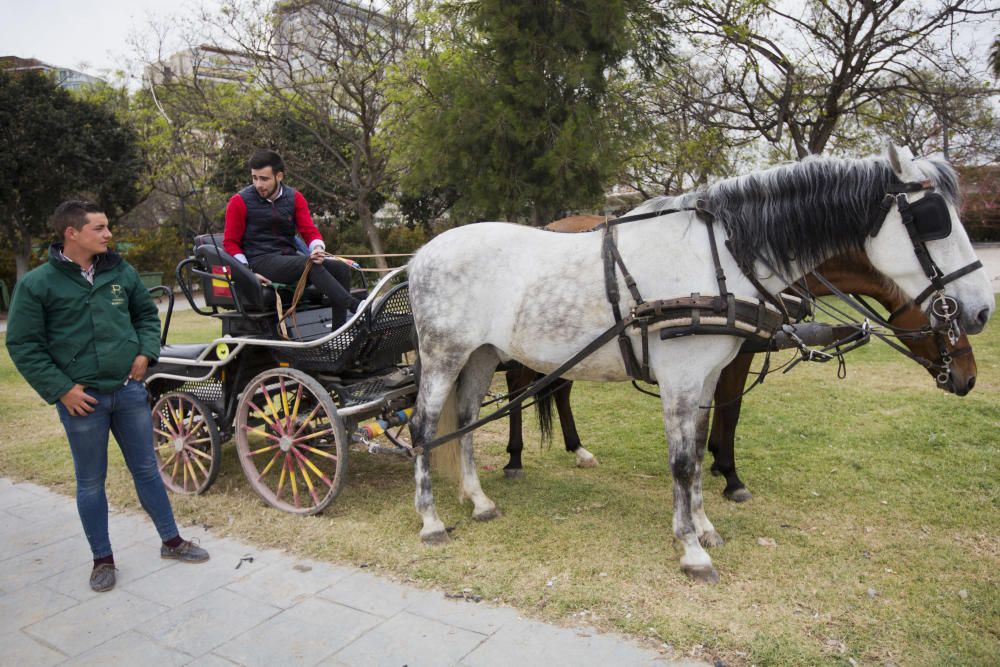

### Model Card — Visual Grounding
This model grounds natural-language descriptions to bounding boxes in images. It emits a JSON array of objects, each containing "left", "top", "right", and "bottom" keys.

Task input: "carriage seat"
[
  {"left": 158, "top": 343, "right": 211, "bottom": 361},
  {"left": 193, "top": 234, "right": 328, "bottom": 313}
]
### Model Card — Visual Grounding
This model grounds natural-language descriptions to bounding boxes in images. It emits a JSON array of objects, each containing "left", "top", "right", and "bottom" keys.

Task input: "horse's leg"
[
  {"left": 708, "top": 352, "right": 754, "bottom": 503},
  {"left": 554, "top": 380, "right": 598, "bottom": 468},
  {"left": 457, "top": 347, "right": 502, "bottom": 520},
  {"left": 503, "top": 364, "right": 529, "bottom": 479},
  {"left": 654, "top": 341, "right": 736, "bottom": 583},
  {"left": 410, "top": 362, "right": 464, "bottom": 544}
]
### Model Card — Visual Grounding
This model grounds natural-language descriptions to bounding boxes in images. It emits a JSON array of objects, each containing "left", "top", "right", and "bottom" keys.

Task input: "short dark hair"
[
  {"left": 248, "top": 149, "right": 284, "bottom": 174},
  {"left": 49, "top": 200, "right": 104, "bottom": 238}
]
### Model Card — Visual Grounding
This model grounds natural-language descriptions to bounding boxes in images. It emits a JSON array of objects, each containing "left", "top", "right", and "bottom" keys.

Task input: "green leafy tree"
[
  {"left": 389, "top": 0, "right": 671, "bottom": 225},
  {"left": 0, "top": 70, "right": 143, "bottom": 278}
]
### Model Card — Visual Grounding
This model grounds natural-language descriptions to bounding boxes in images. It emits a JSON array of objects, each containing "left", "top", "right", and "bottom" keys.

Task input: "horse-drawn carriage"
[
  {"left": 145, "top": 235, "right": 418, "bottom": 514},
  {"left": 144, "top": 146, "right": 993, "bottom": 582}
]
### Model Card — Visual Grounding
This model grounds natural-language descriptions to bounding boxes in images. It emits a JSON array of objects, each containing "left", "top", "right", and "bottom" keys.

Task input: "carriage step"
[{"left": 332, "top": 367, "right": 415, "bottom": 407}]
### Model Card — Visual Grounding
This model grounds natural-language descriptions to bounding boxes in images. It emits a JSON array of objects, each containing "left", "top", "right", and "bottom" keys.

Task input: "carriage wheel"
[
  {"left": 152, "top": 392, "right": 222, "bottom": 495},
  {"left": 235, "top": 368, "right": 348, "bottom": 515}
]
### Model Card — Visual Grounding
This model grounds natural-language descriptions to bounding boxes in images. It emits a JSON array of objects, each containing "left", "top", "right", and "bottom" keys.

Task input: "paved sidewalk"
[{"left": 0, "top": 478, "right": 707, "bottom": 667}]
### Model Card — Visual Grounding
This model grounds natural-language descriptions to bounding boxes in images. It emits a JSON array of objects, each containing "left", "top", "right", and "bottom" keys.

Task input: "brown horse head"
[{"left": 806, "top": 251, "right": 977, "bottom": 396}]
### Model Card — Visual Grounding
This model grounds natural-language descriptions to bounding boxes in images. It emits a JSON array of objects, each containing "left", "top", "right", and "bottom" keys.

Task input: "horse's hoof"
[
  {"left": 724, "top": 487, "right": 753, "bottom": 503},
  {"left": 473, "top": 507, "right": 501, "bottom": 522},
  {"left": 682, "top": 565, "right": 720, "bottom": 583},
  {"left": 710, "top": 464, "right": 722, "bottom": 477},
  {"left": 503, "top": 468, "right": 525, "bottom": 480},
  {"left": 421, "top": 530, "right": 450, "bottom": 545},
  {"left": 699, "top": 530, "right": 725, "bottom": 548},
  {"left": 576, "top": 458, "right": 599, "bottom": 469}
]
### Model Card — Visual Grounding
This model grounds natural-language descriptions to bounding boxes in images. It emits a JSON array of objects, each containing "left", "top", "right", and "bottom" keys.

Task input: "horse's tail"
[
  {"left": 430, "top": 389, "right": 463, "bottom": 493},
  {"left": 536, "top": 374, "right": 554, "bottom": 447},
  {"left": 411, "top": 326, "right": 463, "bottom": 498}
]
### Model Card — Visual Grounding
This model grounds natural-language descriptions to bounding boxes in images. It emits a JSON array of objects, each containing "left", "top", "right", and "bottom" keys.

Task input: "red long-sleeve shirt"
[{"left": 223, "top": 187, "right": 323, "bottom": 261}]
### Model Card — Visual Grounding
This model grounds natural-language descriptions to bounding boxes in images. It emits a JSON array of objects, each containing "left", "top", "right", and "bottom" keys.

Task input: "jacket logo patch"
[{"left": 110, "top": 284, "right": 126, "bottom": 305}]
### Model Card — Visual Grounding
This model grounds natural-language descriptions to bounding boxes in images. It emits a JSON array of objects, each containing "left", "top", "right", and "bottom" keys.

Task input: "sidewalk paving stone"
[
  {"left": 0, "top": 480, "right": 49, "bottom": 510},
  {"left": 459, "top": 618, "right": 681, "bottom": 667},
  {"left": 139, "top": 587, "right": 281, "bottom": 656},
  {"left": 404, "top": 593, "right": 525, "bottom": 636},
  {"left": 122, "top": 542, "right": 267, "bottom": 607},
  {"left": 0, "top": 536, "right": 92, "bottom": 595},
  {"left": 0, "top": 627, "right": 66, "bottom": 666},
  {"left": 224, "top": 558, "right": 356, "bottom": 609},
  {"left": 59, "top": 629, "right": 193, "bottom": 667},
  {"left": 318, "top": 570, "right": 433, "bottom": 618},
  {"left": 325, "top": 610, "right": 488, "bottom": 667},
  {"left": 0, "top": 583, "right": 78, "bottom": 632},
  {"left": 213, "top": 596, "right": 382, "bottom": 667},
  {"left": 42, "top": 539, "right": 177, "bottom": 602},
  {"left": 23, "top": 590, "right": 168, "bottom": 656}
]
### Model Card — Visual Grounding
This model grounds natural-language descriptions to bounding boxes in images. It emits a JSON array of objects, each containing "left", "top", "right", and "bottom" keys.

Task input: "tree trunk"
[
  {"left": 357, "top": 204, "right": 388, "bottom": 270},
  {"left": 15, "top": 234, "right": 35, "bottom": 280}
]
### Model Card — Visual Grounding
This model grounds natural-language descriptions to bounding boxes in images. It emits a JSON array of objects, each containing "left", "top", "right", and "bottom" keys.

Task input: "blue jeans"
[{"left": 56, "top": 380, "right": 179, "bottom": 559}]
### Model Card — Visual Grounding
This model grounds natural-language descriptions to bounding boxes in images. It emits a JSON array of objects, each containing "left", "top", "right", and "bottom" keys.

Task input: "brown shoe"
[
  {"left": 89, "top": 563, "right": 116, "bottom": 592},
  {"left": 160, "top": 539, "right": 210, "bottom": 563}
]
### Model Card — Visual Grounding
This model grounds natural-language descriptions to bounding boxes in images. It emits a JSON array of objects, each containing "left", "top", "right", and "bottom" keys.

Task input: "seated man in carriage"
[{"left": 224, "top": 149, "right": 361, "bottom": 327}]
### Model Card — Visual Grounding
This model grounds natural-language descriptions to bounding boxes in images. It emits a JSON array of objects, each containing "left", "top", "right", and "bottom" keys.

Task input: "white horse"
[{"left": 405, "top": 146, "right": 993, "bottom": 582}]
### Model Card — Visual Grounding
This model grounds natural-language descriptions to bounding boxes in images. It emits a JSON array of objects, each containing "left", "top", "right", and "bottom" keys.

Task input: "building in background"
[{"left": 0, "top": 56, "right": 104, "bottom": 89}]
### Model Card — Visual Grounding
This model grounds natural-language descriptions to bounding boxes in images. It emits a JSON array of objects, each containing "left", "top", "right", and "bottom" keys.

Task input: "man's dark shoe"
[
  {"left": 160, "top": 539, "right": 210, "bottom": 563},
  {"left": 89, "top": 563, "right": 116, "bottom": 592}
]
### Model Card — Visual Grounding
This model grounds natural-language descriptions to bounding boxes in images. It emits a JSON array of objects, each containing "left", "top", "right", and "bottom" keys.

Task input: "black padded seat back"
[{"left": 193, "top": 234, "right": 275, "bottom": 311}]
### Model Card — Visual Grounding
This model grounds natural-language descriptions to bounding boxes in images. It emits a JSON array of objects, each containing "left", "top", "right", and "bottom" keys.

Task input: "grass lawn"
[{"left": 1, "top": 301, "right": 998, "bottom": 666}]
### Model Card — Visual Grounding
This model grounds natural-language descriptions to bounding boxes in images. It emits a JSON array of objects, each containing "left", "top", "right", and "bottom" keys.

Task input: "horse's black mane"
[{"left": 638, "top": 154, "right": 960, "bottom": 279}]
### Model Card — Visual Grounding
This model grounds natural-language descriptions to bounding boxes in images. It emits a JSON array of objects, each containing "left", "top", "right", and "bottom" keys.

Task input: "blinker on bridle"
[{"left": 869, "top": 178, "right": 983, "bottom": 345}]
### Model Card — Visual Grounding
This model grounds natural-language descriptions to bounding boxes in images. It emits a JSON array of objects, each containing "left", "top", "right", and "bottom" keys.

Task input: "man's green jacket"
[{"left": 6, "top": 245, "right": 161, "bottom": 404}]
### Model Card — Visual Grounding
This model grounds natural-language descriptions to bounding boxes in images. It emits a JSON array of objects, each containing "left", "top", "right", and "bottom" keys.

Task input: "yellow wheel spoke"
[
  {"left": 248, "top": 443, "right": 280, "bottom": 457},
  {"left": 190, "top": 451, "right": 210, "bottom": 479},
  {"left": 187, "top": 446, "right": 214, "bottom": 461},
  {"left": 290, "top": 384, "right": 303, "bottom": 423},
  {"left": 257, "top": 450, "right": 282, "bottom": 480},
  {"left": 289, "top": 459, "right": 300, "bottom": 506},
  {"left": 159, "top": 451, "right": 178, "bottom": 470},
  {"left": 261, "top": 384, "right": 284, "bottom": 433},
  {"left": 293, "top": 452, "right": 319, "bottom": 505},
  {"left": 294, "top": 447, "right": 332, "bottom": 486},
  {"left": 276, "top": 457, "right": 288, "bottom": 498},
  {"left": 290, "top": 404, "right": 322, "bottom": 439},
  {"left": 296, "top": 428, "right": 335, "bottom": 443},
  {"left": 298, "top": 444, "right": 338, "bottom": 461},
  {"left": 279, "top": 378, "right": 291, "bottom": 424},
  {"left": 247, "top": 396, "right": 278, "bottom": 428}
]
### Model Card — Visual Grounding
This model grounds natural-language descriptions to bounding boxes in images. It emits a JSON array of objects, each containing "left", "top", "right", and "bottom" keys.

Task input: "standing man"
[
  {"left": 6, "top": 200, "right": 209, "bottom": 593},
  {"left": 223, "top": 149, "right": 360, "bottom": 326}
]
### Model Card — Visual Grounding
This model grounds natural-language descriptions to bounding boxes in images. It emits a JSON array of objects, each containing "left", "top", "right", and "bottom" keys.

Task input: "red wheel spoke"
[{"left": 247, "top": 398, "right": 285, "bottom": 435}]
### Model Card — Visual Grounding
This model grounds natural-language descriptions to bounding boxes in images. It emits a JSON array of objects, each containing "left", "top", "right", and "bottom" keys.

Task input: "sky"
[
  {"left": 0, "top": 0, "right": 220, "bottom": 84},
  {"left": 1, "top": 0, "right": 996, "bottom": 84}
]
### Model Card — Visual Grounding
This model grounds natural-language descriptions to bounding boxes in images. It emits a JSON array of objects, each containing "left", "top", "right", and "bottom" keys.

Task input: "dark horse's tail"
[{"left": 535, "top": 373, "right": 554, "bottom": 445}]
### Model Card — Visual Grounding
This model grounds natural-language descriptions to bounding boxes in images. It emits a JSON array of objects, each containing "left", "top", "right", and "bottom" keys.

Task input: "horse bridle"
[{"left": 871, "top": 179, "right": 983, "bottom": 346}]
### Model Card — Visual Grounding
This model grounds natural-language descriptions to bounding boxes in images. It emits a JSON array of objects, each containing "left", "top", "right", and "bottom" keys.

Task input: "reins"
[{"left": 275, "top": 251, "right": 357, "bottom": 339}]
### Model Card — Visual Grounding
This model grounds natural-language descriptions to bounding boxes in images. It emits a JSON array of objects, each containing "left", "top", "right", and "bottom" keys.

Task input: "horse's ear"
[{"left": 887, "top": 144, "right": 917, "bottom": 179}]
